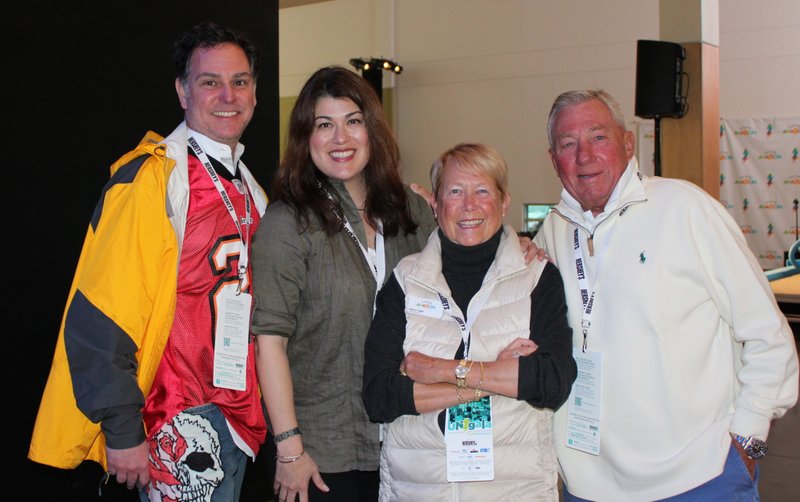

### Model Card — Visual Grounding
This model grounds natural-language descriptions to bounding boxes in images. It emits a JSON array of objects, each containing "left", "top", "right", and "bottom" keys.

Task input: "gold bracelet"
[
  {"left": 456, "top": 386, "right": 468, "bottom": 404},
  {"left": 474, "top": 361, "right": 484, "bottom": 399},
  {"left": 276, "top": 450, "right": 305, "bottom": 463}
]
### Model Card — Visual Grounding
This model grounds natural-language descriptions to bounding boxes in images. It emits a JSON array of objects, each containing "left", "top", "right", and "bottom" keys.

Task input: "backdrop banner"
[{"left": 636, "top": 118, "right": 799, "bottom": 270}]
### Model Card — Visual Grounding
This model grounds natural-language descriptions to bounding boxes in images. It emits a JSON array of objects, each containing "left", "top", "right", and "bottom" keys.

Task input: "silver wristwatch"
[{"left": 732, "top": 434, "right": 767, "bottom": 460}]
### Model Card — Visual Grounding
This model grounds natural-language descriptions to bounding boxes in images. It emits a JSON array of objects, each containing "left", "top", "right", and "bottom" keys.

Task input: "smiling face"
[
  {"left": 433, "top": 160, "right": 510, "bottom": 247},
  {"left": 309, "top": 96, "right": 370, "bottom": 189},
  {"left": 549, "top": 98, "right": 634, "bottom": 215},
  {"left": 176, "top": 42, "right": 256, "bottom": 151}
]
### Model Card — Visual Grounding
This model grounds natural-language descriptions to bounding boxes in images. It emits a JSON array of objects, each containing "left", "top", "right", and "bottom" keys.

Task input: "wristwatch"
[
  {"left": 454, "top": 360, "right": 470, "bottom": 389},
  {"left": 732, "top": 433, "right": 768, "bottom": 460}
]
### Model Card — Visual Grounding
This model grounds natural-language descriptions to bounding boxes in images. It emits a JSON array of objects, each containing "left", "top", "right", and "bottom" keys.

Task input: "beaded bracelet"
[
  {"left": 276, "top": 450, "right": 305, "bottom": 463},
  {"left": 273, "top": 426, "right": 302, "bottom": 444}
]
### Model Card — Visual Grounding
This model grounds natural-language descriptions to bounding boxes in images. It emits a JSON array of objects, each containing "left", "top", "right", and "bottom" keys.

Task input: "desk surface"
[{"left": 771, "top": 273, "right": 800, "bottom": 303}]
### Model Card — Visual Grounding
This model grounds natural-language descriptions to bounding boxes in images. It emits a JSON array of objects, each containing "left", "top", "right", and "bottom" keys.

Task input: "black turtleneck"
[
  {"left": 440, "top": 227, "right": 502, "bottom": 359},
  {"left": 440, "top": 227, "right": 501, "bottom": 316}
]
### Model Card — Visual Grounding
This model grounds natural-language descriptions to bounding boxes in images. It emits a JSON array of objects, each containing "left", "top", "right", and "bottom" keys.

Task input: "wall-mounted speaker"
[{"left": 635, "top": 40, "right": 686, "bottom": 119}]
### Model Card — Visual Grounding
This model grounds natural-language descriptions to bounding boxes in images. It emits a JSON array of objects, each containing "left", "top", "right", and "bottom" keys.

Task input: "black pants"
[{"left": 308, "top": 470, "right": 379, "bottom": 502}]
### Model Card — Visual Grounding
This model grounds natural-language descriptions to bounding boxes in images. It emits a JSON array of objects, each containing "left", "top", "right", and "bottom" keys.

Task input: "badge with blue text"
[{"left": 445, "top": 396, "right": 494, "bottom": 482}]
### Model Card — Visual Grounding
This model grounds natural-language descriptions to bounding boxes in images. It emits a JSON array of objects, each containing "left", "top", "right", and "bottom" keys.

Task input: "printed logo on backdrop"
[
  {"left": 782, "top": 124, "right": 800, "bottom": 135},
  {"left": 758, "top": 151, "right": 783, "bottom": 161},
  {"left": 735, "top": 176, "right": 758, "bottom": 185},
  {"left": 786, "top": 226, "right": 800, "bottom": 237},
  {"left": 758, "top": 201, "right": 784, "bottom": 210},
  {"left": 720, "top": 199, "right": 734, "bottom": 210},
  {"left": 735, "top": 126, "right": 758, "bottom": 137},
  {"left": 717, "top": 117, "right": 796, "bottom": 270}
]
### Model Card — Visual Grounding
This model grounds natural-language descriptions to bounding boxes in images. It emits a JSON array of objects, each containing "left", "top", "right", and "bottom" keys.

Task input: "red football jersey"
[{"left": 144, "top": 153, "right": 265, "bottom": 454}]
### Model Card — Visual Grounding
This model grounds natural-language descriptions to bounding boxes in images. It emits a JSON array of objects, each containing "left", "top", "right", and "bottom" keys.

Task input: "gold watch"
[{"left": 454, "top": 360, "right": 471, "bottom": 388}]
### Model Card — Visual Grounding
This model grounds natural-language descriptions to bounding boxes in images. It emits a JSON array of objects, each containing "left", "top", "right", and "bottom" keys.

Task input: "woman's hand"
[
  {"left": 273, "top": 450, "right": 329, "bottom": 502},
  {"left": 496, "top": 337, "right": 539, "bottom": 361},
  {"left": 400, "top": 351, "right": 447, "bottom": 384}
]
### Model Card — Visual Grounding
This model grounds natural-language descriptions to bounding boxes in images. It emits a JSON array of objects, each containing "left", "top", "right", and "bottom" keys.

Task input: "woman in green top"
[{"left": 250, "top": 66, "right": 436, "bottom": 502}]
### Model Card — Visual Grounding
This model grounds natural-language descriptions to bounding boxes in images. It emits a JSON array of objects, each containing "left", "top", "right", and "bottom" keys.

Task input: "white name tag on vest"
[
  {"left": 212, "top": 288, "right": 252, "bottom": 391},
  {"left": 445, "top": 396, "right": 494, "bottom": 482},
  {"left": 565, "top": 348, "right": 602, "bottom": 455},
  {"left": 406, "top": 295, "right": 443, "bottom": 318}
]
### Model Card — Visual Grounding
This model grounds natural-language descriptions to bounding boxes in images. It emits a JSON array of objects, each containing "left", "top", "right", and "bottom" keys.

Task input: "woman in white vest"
[{"left": 363, "top": 143, "right": 577, "bottom": 501}]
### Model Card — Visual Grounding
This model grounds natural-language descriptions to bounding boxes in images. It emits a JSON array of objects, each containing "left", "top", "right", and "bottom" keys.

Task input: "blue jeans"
[
  {"left": 139, "top": 403, "right": 249, "bottom": 502},
  {"left": 563, "top": 443, "right": 760, "bottom": 501}
]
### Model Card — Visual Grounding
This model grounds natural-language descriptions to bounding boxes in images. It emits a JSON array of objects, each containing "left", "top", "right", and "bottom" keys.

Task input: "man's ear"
[
  {"left": 548, "top": 149, "right": 559, "bottom": 175},
  {"left": 175, "top": 79, "right": 188, "bottom": 110},
  {"left": 624, "top": 130, "right": 635, "bottom": 160}
]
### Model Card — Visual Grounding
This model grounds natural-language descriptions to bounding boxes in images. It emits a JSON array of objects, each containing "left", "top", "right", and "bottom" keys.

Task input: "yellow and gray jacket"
[{"left": 28, "top": 122, "right": 268, "bottom": 469}]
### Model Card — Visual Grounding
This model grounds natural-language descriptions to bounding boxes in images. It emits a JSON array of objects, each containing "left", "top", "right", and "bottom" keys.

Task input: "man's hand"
[
  {"left": 106, "top": 442, "right": 150, "bottom": 490},
  {"left": 518, "top": 235, "right": 551, "bottom": 265},
  {"left": 730, "top": 436, "right": 758, "bottom": 480},
  {"left": 410, "top": 183, "right": 434, "bottom": 209}
]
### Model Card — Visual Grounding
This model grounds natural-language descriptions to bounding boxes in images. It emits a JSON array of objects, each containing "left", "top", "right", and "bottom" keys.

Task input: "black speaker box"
[{"left": 635, "top": 40, "right": 686, "bottom": 119}]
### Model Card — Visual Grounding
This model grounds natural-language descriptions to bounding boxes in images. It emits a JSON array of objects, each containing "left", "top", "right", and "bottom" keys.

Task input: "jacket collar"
[{"left": 554, "top": 157, "right": 647, "bottom": 229}]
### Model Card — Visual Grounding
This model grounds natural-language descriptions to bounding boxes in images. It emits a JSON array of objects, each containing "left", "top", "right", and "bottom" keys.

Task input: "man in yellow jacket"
[{"left": 29, "top": 21, "right": 269, "bottom": 501}]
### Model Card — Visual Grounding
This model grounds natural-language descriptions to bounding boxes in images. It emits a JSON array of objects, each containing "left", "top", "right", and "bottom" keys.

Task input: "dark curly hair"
[{"left": 172, "top": 21, "right": 260, "bottom": 85}]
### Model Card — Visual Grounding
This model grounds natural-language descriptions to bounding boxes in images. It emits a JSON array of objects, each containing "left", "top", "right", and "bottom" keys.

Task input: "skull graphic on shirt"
[{"left": 147, "top": 412, "right": 224, "bottom": 502}]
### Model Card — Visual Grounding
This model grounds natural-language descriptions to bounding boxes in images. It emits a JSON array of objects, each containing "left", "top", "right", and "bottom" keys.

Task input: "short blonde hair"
[{"left": 430, "top": 143, "right": 509, "bottom": 199}]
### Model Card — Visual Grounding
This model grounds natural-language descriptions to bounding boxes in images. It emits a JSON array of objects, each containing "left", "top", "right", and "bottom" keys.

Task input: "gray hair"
[{"left": 546, "top": 90, "right": 626, "bottom": 149}]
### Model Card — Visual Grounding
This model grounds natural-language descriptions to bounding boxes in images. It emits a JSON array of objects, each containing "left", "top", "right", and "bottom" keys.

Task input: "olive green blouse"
[{"left": 250, "top": 179, "right": 437, "bottom": 473}]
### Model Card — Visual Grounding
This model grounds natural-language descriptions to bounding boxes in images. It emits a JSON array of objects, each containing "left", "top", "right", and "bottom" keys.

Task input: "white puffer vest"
[{"left": 380, "top": 225, "right": 558, "bottom": 502}]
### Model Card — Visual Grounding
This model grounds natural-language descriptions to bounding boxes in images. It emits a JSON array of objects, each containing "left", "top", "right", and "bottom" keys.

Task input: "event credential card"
[{"left": 445, "top": 396, "right": 494, "bottom": 482}]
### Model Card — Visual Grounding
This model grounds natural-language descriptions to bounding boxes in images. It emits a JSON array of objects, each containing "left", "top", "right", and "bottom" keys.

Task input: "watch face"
[
  {"left": 746, "top": 439, "right": 768, "bottom": 460},
  {"left": 455, "top": 365, "right": 468, "bottom": 378}
]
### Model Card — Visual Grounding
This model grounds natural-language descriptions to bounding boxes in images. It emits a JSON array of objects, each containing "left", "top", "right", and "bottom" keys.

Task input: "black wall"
[{"left": 8, "top": 2, "right": 278, "bottom": 500}]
